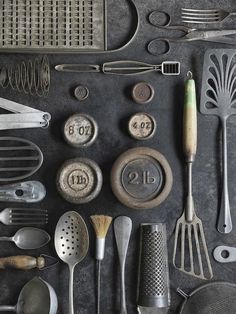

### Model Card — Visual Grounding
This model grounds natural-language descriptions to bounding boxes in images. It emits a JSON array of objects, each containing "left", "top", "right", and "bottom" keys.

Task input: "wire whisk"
[{"left": 0, "top": 56, "right": 50, "bottom": 97}]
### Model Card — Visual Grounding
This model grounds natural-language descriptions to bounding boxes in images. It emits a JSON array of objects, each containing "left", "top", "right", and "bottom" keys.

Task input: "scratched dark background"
[{"left": 0, "top": 0, "right": 236, "bottom": 313}]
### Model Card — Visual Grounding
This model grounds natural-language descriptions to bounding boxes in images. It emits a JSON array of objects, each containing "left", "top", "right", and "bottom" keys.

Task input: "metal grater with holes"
[
  {"left": 137, "top": 223, "right": 170, "bottom": 312},
  {"left": 0, "top": 0, "right": 106, "bottom": 52}
]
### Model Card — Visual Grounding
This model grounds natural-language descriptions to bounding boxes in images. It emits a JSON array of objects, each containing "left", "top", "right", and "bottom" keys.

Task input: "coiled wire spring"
[{"left": 0, "top": 56, "right": 50, "bottom": 97}]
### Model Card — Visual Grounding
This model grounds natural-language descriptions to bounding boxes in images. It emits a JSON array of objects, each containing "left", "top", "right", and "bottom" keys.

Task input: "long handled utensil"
[
  {"left": 55, "top": 60, "right": 180, "bottom": 76},
  {"left": 90, "top": 215, "right": 112, "bottom": 314},
  {"left": 0, "top": 277, "right": 58, "bottom": 314},
  {"left": 114, "top": 216, "right": 132, "bottom": 314},
  {"left": 182, "top": 8, "right": 236, "bottom": 24},
  {"left": 0, "top": 227, "right": 50, "bottom": 249},
  {"left": 173, "top": 72, "right": 213, "bottom": 280},
  {"left": 55, "top": 211, "right": 89, "bottom": 314},
  {"left": 200, "top": 49, "right": 236, "bottom": 233}
]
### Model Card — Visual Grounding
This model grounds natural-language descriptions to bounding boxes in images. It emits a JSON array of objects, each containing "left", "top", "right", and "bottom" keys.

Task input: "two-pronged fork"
[
  {"left": 181, "top": 8, "right": 236, "bottom": 24},
  {"left": 0, "top": 208, "right": 48, "bottom": 225}
]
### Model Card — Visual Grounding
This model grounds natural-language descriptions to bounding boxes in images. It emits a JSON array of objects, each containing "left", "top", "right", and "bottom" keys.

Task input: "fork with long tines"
[
  {"left": 0, "top": 208, "right": 48, "bottom": 225},
  {"left": 181, "top": 8, "right": 236, "bottom": 24}
]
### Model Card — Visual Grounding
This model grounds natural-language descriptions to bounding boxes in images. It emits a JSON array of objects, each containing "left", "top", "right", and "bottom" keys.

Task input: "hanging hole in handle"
[
  {"left": 15, "top": 189, "right": 24, "bottom": 197},
  {"left": 148, "top": 11, "right": 171, "bottom": 27},
  {"left": 147, "top": 39, "right": 170, "bottom": 55},
  {"left": 221, "top": 250, "right": 230, "bottom": 259}
]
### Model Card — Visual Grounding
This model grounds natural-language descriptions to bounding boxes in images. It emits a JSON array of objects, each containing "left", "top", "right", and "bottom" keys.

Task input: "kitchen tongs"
[{"left": 0, "top": 97, "right": 51, "bottom": 130}]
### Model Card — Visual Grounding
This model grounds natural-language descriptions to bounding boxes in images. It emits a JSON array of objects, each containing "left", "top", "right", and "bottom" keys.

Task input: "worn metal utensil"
[
  {"left": 0, "top": 227, "right": 50, "bottom": 249},
  {"left": 0, "top": 181, "right": 46, "bottom": 203},
  {"left": 137, "top": 223, "right": 170, "bottom": 313},
  {"left": 173, "top": 72, "right": 213, "bottom": 280},
  {"left": 55, "top": 211, "right": 89, "bottom": 314},
  {"left": 213, "top": 245, "right": 236, "bottom": 263},
  {"left": 181, "top": 8, "right": 236, "bottom": 24},
  {"left": 114, "top": 216, "right": 132, "bottom": 314},
  {"left": 0, "top": 277, "right": 58, "bottom": 314},
  {"left": 0, "top": 207, "right": 48, "bottom": 225},
  {"left": 200, "top": 49, "right": 236, "bottom": 234}
]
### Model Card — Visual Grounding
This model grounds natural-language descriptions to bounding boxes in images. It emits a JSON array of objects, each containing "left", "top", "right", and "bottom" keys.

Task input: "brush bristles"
[{"left": 90, "top": 215, "right": 112, "bottom": 238}]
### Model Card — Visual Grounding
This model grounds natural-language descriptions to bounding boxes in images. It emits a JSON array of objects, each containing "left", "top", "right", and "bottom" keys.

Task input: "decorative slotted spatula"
[{"left": 200, "top": 49, "right": 236, "bottom": 234}]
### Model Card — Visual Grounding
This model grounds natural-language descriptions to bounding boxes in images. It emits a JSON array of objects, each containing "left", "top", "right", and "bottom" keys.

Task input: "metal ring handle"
[{"left": 147, "top": 38, "right": 170, "bottom": 55}]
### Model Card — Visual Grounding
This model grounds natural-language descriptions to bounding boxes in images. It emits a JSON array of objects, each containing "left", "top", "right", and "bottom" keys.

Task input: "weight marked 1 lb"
[
  {"left": 56, "top": 158, "right": 103, "bottom": 204},
  {"left": 111, "top": 147, "right": 172, "bottom": 209}
]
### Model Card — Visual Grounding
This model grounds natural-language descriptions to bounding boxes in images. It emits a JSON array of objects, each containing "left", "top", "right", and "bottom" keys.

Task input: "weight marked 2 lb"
[
  {"left": 111, "top": 147, "right": 173, "bottom": 209},
  {"left": 56, "top": 158, "right": 103, "bottom": 204}
]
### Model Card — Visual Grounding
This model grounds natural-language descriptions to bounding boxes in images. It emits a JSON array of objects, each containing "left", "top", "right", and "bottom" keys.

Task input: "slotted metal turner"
[{"left": 201, "top": 49, "right": 236, "bottom": 234}]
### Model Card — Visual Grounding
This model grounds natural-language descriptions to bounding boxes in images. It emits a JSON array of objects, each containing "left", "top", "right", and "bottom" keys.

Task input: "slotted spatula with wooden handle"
[{"left": 173, "top": 72, "right": 213, "bottom": 280}]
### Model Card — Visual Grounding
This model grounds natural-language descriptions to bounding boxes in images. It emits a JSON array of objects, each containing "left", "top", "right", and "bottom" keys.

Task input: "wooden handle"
[
  {"left": 0, "top": 256, "right": 45, "bottom": 270},
  {"left": 183, "top": 72, "right": 197, "bottom": 162}
]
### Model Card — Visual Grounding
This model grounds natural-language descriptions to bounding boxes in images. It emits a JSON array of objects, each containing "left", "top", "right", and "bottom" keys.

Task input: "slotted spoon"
[
  {"left": 181, "top": 8, "right": 236, "bottom": 24},
  {"left": 55, "top": 211, "right": 89, "bottom": 314}
]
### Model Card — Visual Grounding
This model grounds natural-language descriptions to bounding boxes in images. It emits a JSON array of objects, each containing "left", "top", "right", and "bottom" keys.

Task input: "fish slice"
[
  {"left": 54, "top": 211, "right": 89, "bottom": 314},
  {"left": 200, "top": 49, "right": 236, "bottom": 233}
]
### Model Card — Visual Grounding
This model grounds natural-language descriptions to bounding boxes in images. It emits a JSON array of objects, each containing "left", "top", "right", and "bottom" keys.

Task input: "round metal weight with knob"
[{"left": 111, "top": 147, "right": 173, "bottom": 209}]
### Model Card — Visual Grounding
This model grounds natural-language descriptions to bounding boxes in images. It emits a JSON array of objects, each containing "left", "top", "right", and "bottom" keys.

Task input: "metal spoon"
[
  {"left": 0, "top": 277, "right": 58, "bottom": 314},
  {"left": 0, "top": 227, "right": 51, "bottom": 249},
  {"left": 54, "top": 211, "right": 89, "bottom": 314},
  {"left": 114, "top": 216, "right": 132, "bottom": 314}
]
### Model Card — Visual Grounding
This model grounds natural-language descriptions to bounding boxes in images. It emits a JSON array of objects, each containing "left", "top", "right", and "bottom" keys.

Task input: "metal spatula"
[
  {"left": 200, "top": 49, "right": 236, "bottom": 234},
  {"left": 173, "top": 72, "right": 213, "bottom": 280},
  {"left": 54, "top": 211, "right": 89, "bottom": 314}
]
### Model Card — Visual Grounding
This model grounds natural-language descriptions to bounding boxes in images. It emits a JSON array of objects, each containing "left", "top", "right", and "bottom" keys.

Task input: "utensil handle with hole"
[
  {"left": 217, "top": 118, "right": 232, "bottom": 233},
  {"left": 0, "top": 255, "right": 45, "bottom": 270},
  {"left": 183, "top": 72, "right": 197, "bottom": 163},
  {"left": 69, "top": 265, "right": 75, "bottom": 314},
  {"left": 0, "top": 305, "right": 16, "bottom": 311}
]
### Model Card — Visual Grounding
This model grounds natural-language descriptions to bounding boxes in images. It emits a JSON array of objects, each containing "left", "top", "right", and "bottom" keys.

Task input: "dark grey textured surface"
[{"left": 0, "top": 0, "right": 236, "bottom": 313}]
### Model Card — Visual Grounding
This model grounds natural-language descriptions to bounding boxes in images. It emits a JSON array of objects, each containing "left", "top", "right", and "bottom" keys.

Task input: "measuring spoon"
[{"left": 0, "top": 227, "right": 51, "bottom": 249}]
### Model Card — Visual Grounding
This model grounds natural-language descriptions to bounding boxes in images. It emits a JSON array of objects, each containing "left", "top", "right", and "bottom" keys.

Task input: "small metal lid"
[
  {"left": 132, "top": 82, "right": 154, "bottom": 104},
  {"left": 111, "top": 147, "right": 173, "bottom": 209},
  {"left": 128, "top": 112, "right": 156, "bottom": 140},
  {"left": 74, "top": 85, "right": 89, "bottom": 101},
  {"left": 63, "top": 113, "right": 98, "bottom": 148},
  {"left": 56, "top": 158, "right": 103, "bottom": 204}
]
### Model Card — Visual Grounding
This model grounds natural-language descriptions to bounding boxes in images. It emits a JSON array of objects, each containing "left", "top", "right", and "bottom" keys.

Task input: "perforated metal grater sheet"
[{"left": 0, "top": 0, "right": 107, "bottom": 52}]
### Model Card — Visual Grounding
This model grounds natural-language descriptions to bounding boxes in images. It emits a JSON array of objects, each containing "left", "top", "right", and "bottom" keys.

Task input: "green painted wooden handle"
[{"left": 183, "top": 74, "right": 197, "bottom": 162}]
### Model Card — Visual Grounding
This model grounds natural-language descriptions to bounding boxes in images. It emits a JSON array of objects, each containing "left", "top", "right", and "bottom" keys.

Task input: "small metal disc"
[
  {"left": 74, "top": 85, "right": 89, "bottom": 101},
  {"left": 111, "top": 147, "right": 173, "bottom": 209},
  {"left": 57, "top": 158, "right": 103, "bottom": 204},
  {"left": 132, "top": 82, "right": 154, "bottom": 104},
  {"left": 63, "top": 113, "right": 98, "bottom": 148},
  {"left": 128, "top": 112, "right": 156, "bottom": 140}
]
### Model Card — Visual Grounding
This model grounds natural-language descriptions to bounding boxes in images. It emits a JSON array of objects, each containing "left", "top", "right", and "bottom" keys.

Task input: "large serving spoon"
[
  {"left": 0, "top": 227, "right": 50, "bottom": 249},
  {"left": 55, "top": 211, "right": 89, "bottom": 314},
  {"left": 0, "top": 277, "right": 58, "bottom": 313}
]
